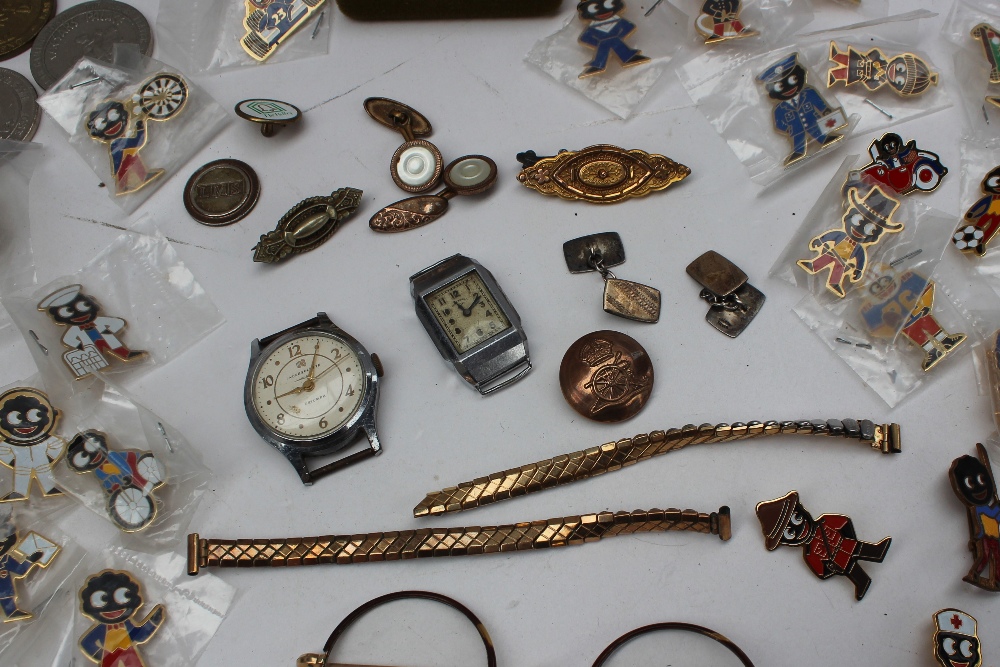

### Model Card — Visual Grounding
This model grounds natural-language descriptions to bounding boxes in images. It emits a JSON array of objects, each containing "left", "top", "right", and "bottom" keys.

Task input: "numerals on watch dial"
[
  {"left": 425, "top": 272, "right": 512, "bottom": 354},
  {"left": 251, "top": 333, "right": 364, "bottom": 439}
]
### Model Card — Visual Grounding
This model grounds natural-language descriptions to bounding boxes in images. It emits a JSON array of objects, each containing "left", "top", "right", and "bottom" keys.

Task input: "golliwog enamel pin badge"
[
  {"left": 67, "top": 431, "right": 165, "bottom": 532},
  {"left": 971, "top": 24, "right": 1000, "bottom": 109},
  {"left": 797, "top": 186, "right": 902, "bottom": 298},
  {"left": 38, "top": 285, "right": 146, "bottom": 379},
  {"left": 843, "top": 133, "right": 948, "bottom": 198},
  {"left": 0, "top": 518, "right": 60, "bottom": 621},
  {"left": 756, "top": 490, "right": 891, "bottom": 601},
  {"left": 933, "top": 609, "right": 984, "bottom": 667},
  {"left": 860, "top": 268, "right": 966, "bottom": 373},
  {"left": 86, "top": 74, "right": 188, "bottom": 196},
  {"left": 0, "top": 387, "right": 66, "bottom": 503},
  {"left": 954, "top": 166, "right": 1000, "bottom": 257},
  {"left": 696, "top": 0, "right": 757, "bottom": 44},
  {"left": 828, "top": 43, "right": 939, "bottom": 97},
  {"left": 78, "top": 570, "right": 165, "bottom": 666},
  {"left": 948, "top": 444, "right": 1000, "bottom": 593},
  {"left": 576, "top": 0, "right": 650, "bottom": 79},
  {"left": 241, "top": 0, "right": 325, "bottom": 62},
  {"left": 756, "top": 53, "right": 847, "bottom": 167}
]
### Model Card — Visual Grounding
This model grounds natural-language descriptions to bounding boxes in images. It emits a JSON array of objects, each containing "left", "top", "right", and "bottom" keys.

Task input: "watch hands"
[
  {"left": 273, "top": 385, "right": 306, "bottom": 399},
  {"left": 307, "top": 341, "right": 320, "bottom": 382},
  {"left": 455, "top": 294, "right": 481, "bottom": 317},
  {"left": 311, "top": 357, "right": 344, "bottom": 382}
]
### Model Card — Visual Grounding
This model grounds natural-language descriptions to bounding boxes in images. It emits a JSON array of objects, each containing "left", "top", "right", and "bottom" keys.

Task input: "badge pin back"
[
  {"left": 253, "top": 187, "right": 363, "bottom": 263},
  {"left": 563, "top": 232, "right": 659, "bottom": 323},
  {"left": 686, "top": 251, "right": 764, "bottom": 337},
  {"left": 516, "top": 145, "right": 690, "bottom": 204},
  {"left": 370, "top": 155, "right": 496, "bottom": 232},
  {"left": 364, "top": 97, "right": 443, "bottom": 194},
  {"left": 235, "top": 99, "right": 301, "bottom": 137}
]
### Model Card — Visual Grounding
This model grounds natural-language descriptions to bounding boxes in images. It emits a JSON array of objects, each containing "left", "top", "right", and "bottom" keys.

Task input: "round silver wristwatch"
[{"left": 244, "top": 313, "right": 383, "bottom": 485}]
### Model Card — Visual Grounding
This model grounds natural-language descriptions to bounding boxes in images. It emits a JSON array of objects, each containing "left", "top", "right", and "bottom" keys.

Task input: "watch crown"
[{"left": 371, "top": 353, "right": 384, "bottom": 377}]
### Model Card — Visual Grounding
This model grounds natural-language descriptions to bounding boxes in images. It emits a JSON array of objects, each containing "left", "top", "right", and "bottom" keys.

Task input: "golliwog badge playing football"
[{"left": 38, "top": 285, "right": 146, "bottom": 380}]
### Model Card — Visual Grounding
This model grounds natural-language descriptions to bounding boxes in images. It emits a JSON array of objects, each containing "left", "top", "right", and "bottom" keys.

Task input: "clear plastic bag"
[
  {"left": 0, "top": 503, "right": 89, "bottom": 660},
  {"left": 678, "top": 45, "right": 856, "bottom": 188},
  {"left": 0, "top": 142, "right": 47, "bottom": 382},
  {"left": 809, "top": 0, "right": 889, "bottom": 25},
  {"left": 23, "top": 545, "right": 234, "bottom": 667},
  {"left": 795, "top": 11, "right": 951, "bottom": 135},
  {"left": 941, "top": 0, "right": 1000, "bottom": 137},
  {"left": 794, "top": 249, "right": 999, "bottom": 408},
  {"left": 770, "top": 154, "right": 953, "bottom": 304},
  {"left": 954, "top": 135, "right": 1000, "bottom": 268},
  {"left": 156, "top": 0, "right": 331, "bottom": 75},
  {"left": 54, "top": 380, "right": 210, "bottom": 551},
  {"left": 671, "top": 0, "right": 813, "bottom": 54},
  {"left": 525, "top": 0, "right": 688, "bottom": 119},
  {"left": 0, "top": 217, "right": 224, "bottom": 390},
  {"left": 36, "top": 49, "right": 229, "bottom": 214},
  {"left": 0, "top": 141, "right": 40, "bottom": 294}
]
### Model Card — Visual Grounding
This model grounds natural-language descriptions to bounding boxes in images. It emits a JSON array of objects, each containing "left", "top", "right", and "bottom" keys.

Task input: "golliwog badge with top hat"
[
  {"left": 796, "top": 186, "right": 903, "bottom": 298},
  {"left": 38, "top": 285, "right": 146, "bottom": 380},
  {"left": 756, "top": 53, "right": 847, "bottom": 168},
  {"left": 828, "top": 43, "right": 939, "bottom": 97}
]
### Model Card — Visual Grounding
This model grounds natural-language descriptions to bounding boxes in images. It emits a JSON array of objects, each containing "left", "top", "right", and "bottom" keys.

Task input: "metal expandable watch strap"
[
  {"left": 187, "top": 506, "right": 730, "bottom": 575},
  {"left": 413, "top": 419, "right": 901, "bottom": 517}
]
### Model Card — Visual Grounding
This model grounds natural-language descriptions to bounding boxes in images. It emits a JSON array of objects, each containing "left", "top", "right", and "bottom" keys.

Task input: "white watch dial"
[{"left": 251, "top": 332, "right": 364, "bottom": 440}]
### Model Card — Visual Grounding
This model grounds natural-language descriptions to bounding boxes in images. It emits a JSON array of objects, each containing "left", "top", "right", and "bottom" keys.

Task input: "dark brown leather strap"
[{"left": 321, "top": 590, "right": 496, "bottom": 667}]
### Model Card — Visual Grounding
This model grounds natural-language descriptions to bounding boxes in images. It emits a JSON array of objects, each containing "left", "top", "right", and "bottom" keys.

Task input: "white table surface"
[{"left": 2, "top": 0, "right": 997, "bottom": 665}]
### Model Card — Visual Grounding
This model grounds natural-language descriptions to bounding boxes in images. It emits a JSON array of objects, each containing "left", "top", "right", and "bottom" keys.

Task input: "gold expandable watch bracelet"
[
  {"left": 414, "top": 418, "right": 901, "bottom": 517},
  {"left": 187, "top": 506, "right": 730, "bottom": 575}
]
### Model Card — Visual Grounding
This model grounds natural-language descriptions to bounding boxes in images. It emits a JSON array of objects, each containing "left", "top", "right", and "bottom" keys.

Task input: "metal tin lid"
[
  {"left": 559, "top": 330, "right": 653, "bottom": 423},
  {"left": 183, "top": 159, "right": 261, "bottom": 226},
  {"left": 0, "top": 68, "right": 41, "bottom": 142}
]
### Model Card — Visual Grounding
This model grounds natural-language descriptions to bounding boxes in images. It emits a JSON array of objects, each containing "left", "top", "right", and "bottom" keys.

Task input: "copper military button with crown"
[{"left": 559, "top": 330, "right": 653, "bottom": 423}]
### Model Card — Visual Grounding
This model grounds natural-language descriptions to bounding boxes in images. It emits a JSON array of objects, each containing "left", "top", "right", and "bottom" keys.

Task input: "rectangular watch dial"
[{"left": 425, "top": 271, "right": 512, "bottom": 353}]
